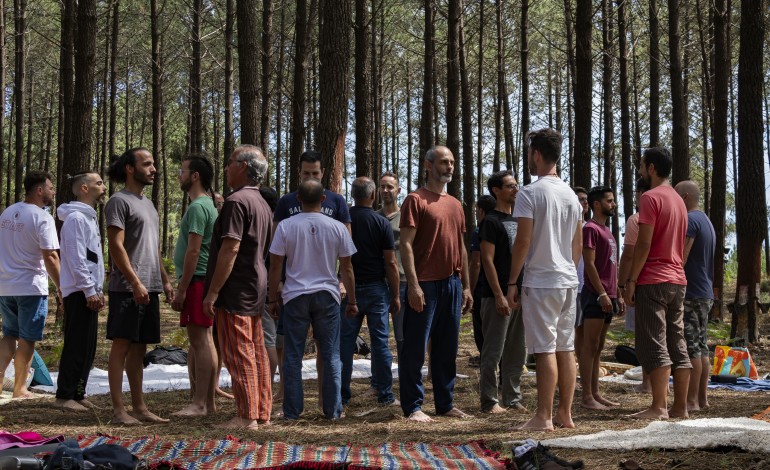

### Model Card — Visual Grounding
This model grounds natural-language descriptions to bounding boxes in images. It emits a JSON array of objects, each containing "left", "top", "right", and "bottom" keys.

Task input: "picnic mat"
[
  {"left": 538, "top": 417, "right": 770, "bottom": 453},
  {"left": 76, "top": 434, "right": 508, "bottom": 470}
]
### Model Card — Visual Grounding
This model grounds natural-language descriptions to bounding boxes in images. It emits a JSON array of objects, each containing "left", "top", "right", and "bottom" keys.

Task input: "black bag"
[
  {"left": 615, "top": 345, "right": 640, "bottom": 366},
  {"left": 143, "top": 345, "right": 188, "bottom": 367},
  {"left": 354, "top": 335, "right": 371, "bottom": 356},
  {"left": 43, "top": 441, "right": 145, "bottom": 470}
]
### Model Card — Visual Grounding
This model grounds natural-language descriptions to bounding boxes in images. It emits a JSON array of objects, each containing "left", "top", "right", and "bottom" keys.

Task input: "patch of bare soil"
[{"left": 3, "top": 298, "right": 770, "bottom": 469}]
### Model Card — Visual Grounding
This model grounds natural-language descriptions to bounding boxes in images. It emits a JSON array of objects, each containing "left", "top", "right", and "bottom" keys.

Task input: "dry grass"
[{"left": 2, "top": 299, "right": 770, "bottom": 469}]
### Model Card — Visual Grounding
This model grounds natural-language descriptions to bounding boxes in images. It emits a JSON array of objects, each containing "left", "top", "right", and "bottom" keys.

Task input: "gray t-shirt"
[
  {"left": 377, "top": 208, "right": 405, "bottom": 282},
  {"left": 105, "top": 189, "right": 163, "bottom": 293}
]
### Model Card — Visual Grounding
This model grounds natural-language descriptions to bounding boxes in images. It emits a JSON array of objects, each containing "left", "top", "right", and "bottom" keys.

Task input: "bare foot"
[
  {"left": 509, "top": 402, "right": 528, "bottom": 413},
  {"left": 258, "top": 419, "right": 272, "bottom": 426},
  {"left": 12, "top": 391, "right": 33, "bottom": 399},
  {"left": 632, "top": 383, "right": 652, "bottom": 394},
  {"left": 594, "top": 395, "right": 619, "bottom": 407},
  {"left": 407, "top": 410, "right": 433, "bottom": 422},
  {"left": 628, "top": 407, "right": 668, "bottom": 420},
  {"left": 581, "top": 398, "right": 609, "bottom": 410},
  {"left": 668, "top": 407, "right": 689, "bottom": 419},
  {"left": 112, "top": 411, "right": 142, "bottom": 425},
  {"left": 516, "top": 416, "right": 554, "bottom": 432},
  {"left": 553, "top": 412, "right": 576, "bottom": 429},
  {"left": 442, "top": 407, "right": 471, "bottom": 419},
  {"left": 77, "top": 399, "right": 96, "bottom": 409},
  {"left": 485, "top": 404, "right": 508, "bottom": 414},
  {"left": 171, "top": 403, "right": 208, "bottom": 417},
  {"left": 130, "top": 409, "right": 170, "bottom": 423},
  {"left": 699, "top": 401, "right": 710, "bottom": 410},
  {"left": 215, "top": 416, "right": 259, "bottom": 430},
  {"left": 216, "top": 388, "right": 234, "bottom": 399},
  {"left": 53, "top": 399, "right": 89, "bottom": 411},
  {"left": 687, "top": 402, "right": 701, "bottom": 412}
]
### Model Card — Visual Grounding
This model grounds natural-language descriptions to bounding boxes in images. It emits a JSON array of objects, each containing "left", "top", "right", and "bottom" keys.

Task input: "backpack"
[{"left": 143, "top": 345, "right": 188, "bottom": 367}]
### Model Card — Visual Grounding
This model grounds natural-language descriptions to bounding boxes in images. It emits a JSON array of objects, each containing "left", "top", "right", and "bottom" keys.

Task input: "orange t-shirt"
[
  {"left": 637, "top": 185, "right": 688, "bottom": 285},
  {"left": 400, "top": 188, "right": 465, "bottom": 281}
]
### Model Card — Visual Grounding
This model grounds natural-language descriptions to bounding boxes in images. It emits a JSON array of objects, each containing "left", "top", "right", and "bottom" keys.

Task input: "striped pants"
[
  {"left": 216, "top": 308, "right": 272, "bottom": 421},
  {"left": 634, "top": 283, "right": 692, "bottom": 372}
]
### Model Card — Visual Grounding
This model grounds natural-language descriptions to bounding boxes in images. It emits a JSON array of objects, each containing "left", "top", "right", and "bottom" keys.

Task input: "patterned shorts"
[{"left": 683, "top": 298, "right": 713, "bottom": 358}]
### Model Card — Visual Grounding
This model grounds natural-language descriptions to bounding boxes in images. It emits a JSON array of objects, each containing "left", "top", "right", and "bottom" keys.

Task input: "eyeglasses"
[
  {"left": 503, "top": 183, "right": 520, "bottom": 191},
  {"left": 178, "top": 169, "right": 193, "bottom": 177},
  {"left": 578, "top": 197, "right": 588, "bottom": 202}
]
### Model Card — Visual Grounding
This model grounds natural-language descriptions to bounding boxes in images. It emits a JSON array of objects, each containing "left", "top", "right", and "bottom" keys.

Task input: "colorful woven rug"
[{"left": 76, "top": 434, "right": 509, "bottom": 469}]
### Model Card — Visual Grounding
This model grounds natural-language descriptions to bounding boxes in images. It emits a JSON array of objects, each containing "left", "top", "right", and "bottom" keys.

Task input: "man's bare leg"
[
  {"left": 212, "top": 328, "right": 234, "bottom": 399},
  {"left": 108, "top": 339, "right": 140, "bottom": 424},
  {"left": 554, "top": 350, "right": 576, "bottom": 428},
  {"left": 517, "top": 352, "right": 557, "bottom": 431},
  {"left": 669, "top": 367, "right": 690, "bottom": 418},
  {"left": 173, "top": 325, "right": 216, "bottom": 416},
  {"left": 687, "top": 355, "right": 702, "bottom": 411},
  {"left": 11, "top": 339, "right": 35, "bottom": 398},
  {"left": 0, "top": 336, "right": 17, "bottom": 392},
  {"left": 579, "top": 320, "right": 606, "bottom": 410},
  {"left": 592, "top": 323, "right": 618, "bottom": 407},
  {"left": 629, "top": 365, "right": 670, "bottom": 419},
  {"left": 697, "top": 357, "right": 710, "bottom": 409},
  {"left": 126, "top": 343, "right": 168, "bottom": 423}
]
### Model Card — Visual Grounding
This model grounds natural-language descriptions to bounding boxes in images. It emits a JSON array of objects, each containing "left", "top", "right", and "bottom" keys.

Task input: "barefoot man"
[
  {"left": 507, "top": 129, "right": 583, "bottom": 431},
  {"left": 106, "top": 148, "right": 174, "bottom": 424},
  {"left": 624, "top": 147, "right": 691, "bottom": 420},
  {"left": 399, "top": 145, "right": 473, "bottom": 422}
]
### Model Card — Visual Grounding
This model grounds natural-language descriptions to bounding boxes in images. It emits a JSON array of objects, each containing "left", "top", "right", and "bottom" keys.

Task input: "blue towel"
[
  {"left": 707, "top": 377, "right": 770, "bottom": 391},
  {"left": 30, "top": 350, "right": 53, "bottom": 387}
]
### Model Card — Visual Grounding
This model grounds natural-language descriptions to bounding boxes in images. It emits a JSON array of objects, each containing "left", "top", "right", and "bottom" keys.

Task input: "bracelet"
[
  {"left": 598, "top": 292, "right": 609, "bottom": 299},
  {"left": 507, "top": 282, "right": 517, "bottom": 286}
]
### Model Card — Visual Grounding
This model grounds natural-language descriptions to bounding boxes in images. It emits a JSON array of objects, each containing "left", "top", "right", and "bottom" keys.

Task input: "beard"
[
  {"left": 42, "top": 195, "right": 54, "bottom": 207},
  {"left": 180, "top": 178, "right": 193, "bottom": 192},
  {"left": 440, "top": 174, "right": 453, "bottom": 183}
]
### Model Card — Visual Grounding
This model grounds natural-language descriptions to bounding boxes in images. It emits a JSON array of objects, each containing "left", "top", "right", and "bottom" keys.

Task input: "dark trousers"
[
  {"left": 55, "top": 291, "right": 99, "bottom": 401},
  {"left": 399, "top": 274, "right": 462, "bottom": 416},
  {"left": 471, "top": 291, "right": 483, "bottom": 353}
]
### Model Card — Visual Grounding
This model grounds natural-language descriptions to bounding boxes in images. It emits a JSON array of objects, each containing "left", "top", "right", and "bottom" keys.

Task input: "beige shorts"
[{"left": 521, "top": 286, "right": 577, "bottom": 354}]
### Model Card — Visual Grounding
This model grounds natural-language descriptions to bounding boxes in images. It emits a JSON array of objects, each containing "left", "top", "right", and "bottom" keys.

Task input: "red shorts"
[{"left": 180, "top": 279, "right": 213, "bottom": 328}]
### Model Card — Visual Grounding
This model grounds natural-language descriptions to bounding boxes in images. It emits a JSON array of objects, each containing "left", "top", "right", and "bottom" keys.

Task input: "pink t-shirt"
[
  {"left": 637, "top": 185, "right": 687, "bottom": 285},
  {"left": 624, "top": 213, "right": 639, "bottom": 246}
]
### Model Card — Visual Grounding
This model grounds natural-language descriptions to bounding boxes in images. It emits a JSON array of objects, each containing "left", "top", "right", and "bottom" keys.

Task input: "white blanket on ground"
[{"left": 539, "top": 418, "right": 770, "bottom": 453}]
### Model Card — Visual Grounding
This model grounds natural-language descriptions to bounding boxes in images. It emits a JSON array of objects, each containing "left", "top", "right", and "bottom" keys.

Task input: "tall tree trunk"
[
  {"left": 418, "top": 0, "right": 435, "bottom": 169},
  {"left": 668, "top": 0, "right": 689, "bottom": 183},
  {"left": 372, "top": 1, "right": 383, "bottom": 180},
  {"left": 406, "top": 61, "right": 414, "bottom": 192},
  {"left": 618, "top": 0, "right": 632, "bottom": 222},
  {"left": 237, "top": 0, "right": 259, "bottom": 145},
  {"left": 574, "top": 0, "right": 592, "bottom": 188},
  {"left": 223, "top": 0, "right": 234, "bottom": 194},
  {"left": 459, "top": 2, "right": 474, "bottom": 241},
  {"left": 24, "top": 77, "right": 32, "bottom": 171},
  {"left": 290, "top": 0, "right": 311, "bottom": 192},
  {"left": 354, "top": 0, "right": 373, "bottom": 178},
  {"left": 259, "top": 0, "right": 274, "bottom": 156},
  {"left": 0, "top": 0, "right": 5, "bottom": 212},
  {"left": 151, "top": 0, "right": 163, "bottom": 208},
  {"left": 733, "top": 0, "right": 765, "bottom": 343},
  {"left": 476, "top": 0, "right": 484, "bottom": 195},
  {"left": 649, "top": 2, "right": 660, "bottom": 146},
  {"left": 520, "top": 0, "right": 530, "bottom": 182},
  {"left": 564, "top": 0, "right": 576, "bottom": 179},
  {"left": 446, "top": 0, "right": 461, "bottom": 198},
  {"left": 13, "top": 0, "right": 26, "bottom": 202},
  {"left": 5, "top": 96, "right": 13, "bottom": 207},
  {"left": 274, "top": 2, "right": 286, "bottom": 194},
  {"left": 189, "top": 0, "right": 203, "bottom": 153},
  {"left": 631, "top": 26, "right": 643, "bottom": 172},
  {"left": 317, "top": 0, "right": 351, "bottom": 193},
  {"left": 696, "top": 0, "right": 713, "bottom": 214},
  {"left": 601, "top": 0, "right": 613, "bottom": 188}
]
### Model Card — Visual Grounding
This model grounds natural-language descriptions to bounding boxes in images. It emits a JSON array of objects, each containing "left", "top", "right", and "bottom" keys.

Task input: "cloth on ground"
[
  {"left": 707, "top": 378, "right": 770, "bottom": 392},
  {"left": 0, "top": 430, "right": 64, "bottom": 451},
  {"left": 538, "top": 418, "right": 770, "bottom": 453}
]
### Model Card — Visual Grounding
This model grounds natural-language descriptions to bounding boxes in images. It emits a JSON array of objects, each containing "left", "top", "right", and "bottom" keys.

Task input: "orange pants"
[{"left": 216, "top": 308, "right": 272, "bottom": 421}]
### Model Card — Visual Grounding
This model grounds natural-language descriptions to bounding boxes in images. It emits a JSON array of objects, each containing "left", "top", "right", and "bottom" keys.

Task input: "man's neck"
[
  {"left": 424, "top": 179, "right": 446, "bottom": 195},
  {"left": 76, "top": 197, "right": 96, "bottom": 208},
  {"left": 381, "top": 201, "right": 399, "bottom": 215},
  {"left": 187, "top": 185, "right": 207, "bottom": 201},
  {"left": 649, "top": 177, "right": 668, "bottom": 190},
  {"left": 355, "top": 202, "right": 373, "bottom": 209},
  {"left": 301, "top": 204, "right": 322, "bottom": 213},
  {"left": 494, "top": 202, "right": 512, "bottom": 215},
  {"left": 592, "top": 213, "right": 608, "bottom": 226},
  {"left": 536, "top": 164, "right": 558, "bottom": 178},
  {"left": 124, "top": 179, "right": 146, "bottom": 196},
  {"left": 24, "top": 197, "right": 43, "bottom": 208}
]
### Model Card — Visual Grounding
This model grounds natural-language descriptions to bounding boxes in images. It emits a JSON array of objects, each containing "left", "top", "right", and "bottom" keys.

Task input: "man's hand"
[
  {"left": 203, "top": 292, "right": 218, "bottom": 318},
  {"left": 345, "top": 303, "right": 359, "bottom": 319},
  {"left": 617, "top": 295, "right": 626, "bottom": 316},
  {"left": 461, "top": 287, "right": 473, "bottom": 315},
  {"left": 624, "top": 283, "right": 636, "bottom": 307},
  {"left": 339, "top": 281, "right": 347, "bottom": 299},
  {"left": 268, "top": 301, "right": 280, "bottom": 320},
  {"left": 494, "top": 292, "right": 511, "bottom": 317},
  {"left": 507, "top": 285, "right": 520, "bottom": 310},
  {"left": 86, "top": 294, "right": 102, "bottom": 312},
  {"left": 171, "top": 287, "right": 186, "bottom": 312},
  {"left": 132, "top": 282, "right": 150, "bottom": 305},
  {"left": 163, "top": 282, "right": 175, "bottom": 304},
  {"left": 407, "top": 284, "right": 425, "bottom": 312},
  {"left": 599, "top": 294, "right": 613, "bottom": 313},
  {"left": 389, "top": 296, "right": 401, "bottom": 317}
]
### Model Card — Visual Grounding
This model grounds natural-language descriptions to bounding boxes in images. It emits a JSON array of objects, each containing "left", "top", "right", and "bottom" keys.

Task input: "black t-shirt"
[
  {"left": 477, "top": 209, "right": 521, "bottom": 298},
  {"left": 350, "top": 206, "right": 395, "bottom": 282}
]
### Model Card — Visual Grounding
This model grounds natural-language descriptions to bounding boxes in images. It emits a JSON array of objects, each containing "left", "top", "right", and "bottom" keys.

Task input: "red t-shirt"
[
  {"left": 637, "top": 185, "right": 687, "bottom": 285},
  {"left": 400, "top": 188, "right": 465, "bottom": 281}
]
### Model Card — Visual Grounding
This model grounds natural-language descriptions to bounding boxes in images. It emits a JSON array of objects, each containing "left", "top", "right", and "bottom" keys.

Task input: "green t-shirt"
[{"left": 173, "top": 195, "right": 218, "bottom": 279}]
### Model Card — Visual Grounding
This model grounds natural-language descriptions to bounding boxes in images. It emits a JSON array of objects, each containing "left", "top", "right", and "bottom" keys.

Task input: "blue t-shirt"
[
  {"left": 349, "top": 206, "right": 395, "bottom": 282},
  {"left": 684, "top": 210, "right": 716, "bottom": 300},
  {"left": 274, "top": 189, "right": 351, "bottom": 224}
]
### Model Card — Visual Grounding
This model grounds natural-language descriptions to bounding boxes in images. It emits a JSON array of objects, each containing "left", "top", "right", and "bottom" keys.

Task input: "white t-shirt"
[
  {"left": 513, "top": 177, "right": 582, "bottom": 289},
  {"left": 269, "top": 212, "right": 357, "bottom": 305},
  {"left": 0, "top": 202, "right": 59, "bottom": 296}
]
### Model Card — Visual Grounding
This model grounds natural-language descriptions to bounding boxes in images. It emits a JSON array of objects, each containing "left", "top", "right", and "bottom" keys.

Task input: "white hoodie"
[{"left": 57, "top": 201, "right": 105, "bottom": 298}]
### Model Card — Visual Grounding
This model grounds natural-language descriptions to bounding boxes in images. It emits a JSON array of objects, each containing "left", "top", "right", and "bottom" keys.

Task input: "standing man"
[
  {"left": 377, "top": 172, "right": 405, "bottom": 358},
  {"left": 0, "top": 171, "right": 60, "bottom": 399},
  {"left": 675, "top": 180, "right": 715, "bottom": 412},
  {"left": 623, "top": 147, "right": 691, "bottom": 420},
  {"left": 399, "top": 145, "right": 472, "bottom": 423},
  {"left": 573, "top": 187, "right": 589, "bottom": 365},
  {"left": 578, "top": 186, "right": 623, "bottom": 410},
  {"left": 54, "top": 172, "right": 106, "bottom": 411},
  {"left": 268, "top": 179, "right": 357, "bottom": 420},
  {"left": 477, "top": 170, "right": 527, "bottom": 414},
  {"left": 506, "top": 129, "right": 582, "bottom": 431},
  {"left": 340, "top": 177, "right": 400, "bottom": 407},
  {"left": 171, "top": 155, "right": 218, "bottom": 417},
  {"left": 203, "top": 145, "right": 272, "bottom": 430},
  {"left": 618, "top": 179, "right": 650, "bottom": 333},
  {"left": 469, "top": 195, "right": 497, "bottom": 364},
  {"left": 105, "top": 148, "right": 174, "bottom": 424}
]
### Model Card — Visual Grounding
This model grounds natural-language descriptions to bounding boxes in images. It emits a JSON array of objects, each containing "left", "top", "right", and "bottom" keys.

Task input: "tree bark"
[
  {"left": 259, "top": 0, "right": 274, "bottom": 157},
  {"left": 601, "top": 0, "right": 613, "bottom": 188},
  {"left": 290, "top": 0, "right": 311, "bottom": 192},
  {"left": 223, "top": 0, "right": 234, "bottom": 194},
  {"left": 150, "top": 0, "right": 163, "bottom": 209},
  {"left": 459, "top": 2, "right": 474, "bottom": 241},
  {"left": 574, "top": 0, "right": 592, "bottom": 188},
  {"left": 0, "top": 0, "right": 5, "bottom": 212},
  {"left": 446, "top": 0, "right": 461, "bottom": 198},
  {"left": 354, "top": 0, "right": 373, "bottom": 178},
  {"left": 617, "top": 0, "right": 632, "bottom": 222},
  {"left": 649, "top": 2, "right": 660, "bottom": 146},
  {"left": 668, "top": 0, "right": 689, "bottom": 184},
  {"left": 13, "top": 0, "right": 26, "bottom": 202},
  {"left": 418, "top": 0, "right": 435, "bottom": 169},
  {"left": 274, "top": 2, "right": 286, "bottom": 194},
  {"left": 189, "top": 0, "right": 203, "bottom": 153},
  {"left": 520, "top": 0, "right": 530, "bottom": 183},
  {"left": 237, "top": 0, "right": 260, "bottom": 145}
]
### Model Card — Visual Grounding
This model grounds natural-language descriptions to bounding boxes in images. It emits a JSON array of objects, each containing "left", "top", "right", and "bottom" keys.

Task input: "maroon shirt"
[
  {"left": 582, "top": 219, "right": 618, "bottom": 298},
  {"left": 206, "top": 186, "right": 271, "bottom": 315}
]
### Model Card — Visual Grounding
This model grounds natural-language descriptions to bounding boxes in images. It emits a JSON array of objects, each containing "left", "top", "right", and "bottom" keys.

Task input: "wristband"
[
  {"left": 507, "top": 282, "right": 517, "bottom": 286},
  {"left": 598, "top": 292, "right": 609, "bottom": 300}
]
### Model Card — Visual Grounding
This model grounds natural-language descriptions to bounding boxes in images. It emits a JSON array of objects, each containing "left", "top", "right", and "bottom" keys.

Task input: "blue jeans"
[
  {"left": 0, "top": 296, "right": 48, "bottom": 341},
  {"left": 281, "top": 290, "right": 342, "bottom": 419},
  {"left": 340, "top": 281, "right": 395, "bottom": 404},
  {"left": 399, "top": 274, "right": 462, "bottom": 416}
]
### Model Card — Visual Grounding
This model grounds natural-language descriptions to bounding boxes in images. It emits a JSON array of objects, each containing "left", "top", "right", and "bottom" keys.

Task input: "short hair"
[
  {"left": 642, "top": 147, "right": 673, "bottom": 178},
  {"left": 573, "top": 186, "right": 587, "bottom": 196},
  {"left": 259, "top": 186, "right": 278, "bottom": 212},
  {"left": 183, "top": 154, "right": 214, "bottom": 191},
  {"left": 299, "top": 150, "right": 322, "bottom": 166},
  {"left": 234, "top": 145, "right": 267, "bottom": 186},
  {"left": 351, "top": 177, "right": 376, "bottom": 201},
  {"left": 108, "top": 147, "right": 148, "bottom": 183},
  {"left": 526, "top": 128, "right": 563, "bottom": 164},
  {"left": 587, "top": 185, "right": 613, "bottom": 207},
  {"left": 487, "top": 170, "right": 513, "bottom": 196},
  {"left": 424, "top": 146, "right": 450, "bottom": 162},
  {"left": 68, "top": 171, "right": 97, "bottom": 195},
  {"left": 24, "top": 170, "right": 52, "bottom": 195},
  {"left": 636, "top": 177, "right": 650, "bottom": 193},
  {"left": 380, "top": 171, "right": 399, "bottom": 185},
  {"left": 476, "top": 194, "right": 496, "bottom": 214},
  {"left": 298, "top": 178, "right": 324, "bottom": 205}
]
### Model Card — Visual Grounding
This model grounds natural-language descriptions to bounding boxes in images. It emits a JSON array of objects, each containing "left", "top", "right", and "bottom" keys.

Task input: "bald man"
[{"left": 675, "top": 180, "right": 715, "bottom": 412}]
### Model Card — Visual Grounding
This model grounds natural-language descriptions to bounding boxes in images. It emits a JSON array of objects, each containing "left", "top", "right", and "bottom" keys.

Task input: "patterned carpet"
[{"left": 76, "top": 434, "right": 510, "bottom": 469}]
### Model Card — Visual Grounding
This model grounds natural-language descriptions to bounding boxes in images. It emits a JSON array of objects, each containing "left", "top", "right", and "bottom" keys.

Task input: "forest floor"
[{"left": 2, "top": 296, "right": 770, "bottom": 470}]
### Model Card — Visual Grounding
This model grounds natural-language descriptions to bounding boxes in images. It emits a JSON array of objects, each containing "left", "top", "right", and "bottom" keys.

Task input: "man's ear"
[{"left": 320, "top": 194, "right": 327, "bottom": 204}]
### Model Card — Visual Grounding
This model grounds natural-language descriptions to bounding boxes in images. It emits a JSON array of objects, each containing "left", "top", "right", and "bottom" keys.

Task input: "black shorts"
[
  {"left": 107, "top": 291, "right": 161, "bottom": 344},
  {"left": 579, "top": 289, "right": 617, "bottom": 324}
]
